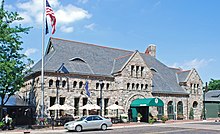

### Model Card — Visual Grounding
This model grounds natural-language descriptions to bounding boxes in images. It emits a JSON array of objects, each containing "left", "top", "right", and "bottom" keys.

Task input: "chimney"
[{"left": 145, "top": 44, "right": 156, "bottom": 57}]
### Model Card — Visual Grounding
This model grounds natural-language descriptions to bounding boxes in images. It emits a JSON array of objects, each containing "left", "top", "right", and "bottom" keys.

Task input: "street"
[{"left": 1, "top": 121, "right": 220, "bottom": 134}]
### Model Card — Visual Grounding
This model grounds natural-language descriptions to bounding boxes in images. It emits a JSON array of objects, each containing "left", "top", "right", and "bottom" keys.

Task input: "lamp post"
[
  {"left": 99, "top": 80, "right": 103, "bottom": 116},
  {"left": 203, "top": 82, "right": 208, "bottom": 120}
]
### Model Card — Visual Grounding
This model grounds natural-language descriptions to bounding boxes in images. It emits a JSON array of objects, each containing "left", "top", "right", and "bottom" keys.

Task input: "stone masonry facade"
[{"left": 20, "top": 44, "right": 203, "bottom": 121}]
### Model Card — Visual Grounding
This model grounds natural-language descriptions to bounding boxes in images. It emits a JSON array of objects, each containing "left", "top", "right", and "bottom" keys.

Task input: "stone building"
[{"left": 20, "top": 37, "right": 203, "bottom": 121}]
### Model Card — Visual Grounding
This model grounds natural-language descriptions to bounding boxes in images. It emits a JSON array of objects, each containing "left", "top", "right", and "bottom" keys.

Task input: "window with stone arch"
[
  {"left": 49, "top": 79, "right": 53, "bottom": 87},
  {"left": 79, "top": 81, "right": 83, "bottom": 88},
  {"left": 136, "top": 84, "right": 139, "bottom": 90},
  {"left": 141, "top": 84, "right": 144, "bottom": 90},
  {"left": 145, "top": 84, "right": 148, "bottom": 90},
  {"left": 127, "top": 83, "right": 130, "bottom": 90},
  {"left": 106, "top": 83, "right": 110, "bottom": 90},
  {"left": 62, "top": 80, "right": 66, "bottom": 88},
  {"left": 132, "top": 83, "right": 135, "bottom": 90},
  {"left": 73, "top": 81, "right": 77, "bottom": 88},
  {"left": 131, "top": 65, "right": 134, "bottom": 77},
  {"left": 193, "top": 101, "right": 198, "bottom": 108},
  {"left": 177, "top": 101, "right": 183, "bottom": 116},
  {"left": 96, "top": 83, "right": 99, "bottom": 89},
  {"left": 167, "top": 101, "right": 174, "bottom": 119}
]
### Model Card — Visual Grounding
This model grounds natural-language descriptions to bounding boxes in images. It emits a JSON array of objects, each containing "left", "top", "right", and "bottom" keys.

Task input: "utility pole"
[{"left": 203, "top": 82, "right": 207, "bottom": 120}]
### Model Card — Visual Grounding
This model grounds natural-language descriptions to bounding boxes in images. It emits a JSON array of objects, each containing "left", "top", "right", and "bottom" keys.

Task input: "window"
[
  {"left": 73, "top": 81, "right": 77, "bottom": 88},
  {"left": 62, "top": 80, "right": 66, "bottom": 87},
  {"left": 131, "top": 65, "right": 134, "bottom": 76},
  {"left": 49, "top": 79, "right": 53, "bottom": 87},
  {"left": 86, "top": 116, "right": 93, "bottom": 121},
  {"left": 132, "top": 83, "right": 135, "bottom": 90},
  {"left": 136, "top": 84, "right": 139, "bottom": 90},
  {"left": 141, "top": 67, "right": 144, "bottom": 77},
  {"left": 127, "top": 83, "right": 130, "bottom": 90},
  {"left": 177, "top": 101, "right": 183, "bottom": 115},
  {"left": 96, "top": 83, "right": 99, "bottom": 89},
  {"left": 79, "top": 81, "right": 83, "bottom": 88},
  {"left": 145, "top": 84, "right": 148, "bottom": 90},
  {"left": 74, "top": 98, "right": 80, "bottom": 116},
  {"left": 193, "top": 101, "right": 198, "bottom": 108},
  {"left": 106, "top": 83, "right": 110, "bottom": 90},
  {"left": 93, "top": 116, "right": 103, "bottom": 120},
  {"left": 136, "top": 66, "right": 139, "bottom": 77},
  {"left": 141, "top": 84, "right": 144, "bottom": 90},
  {"left": 167, "top": 101, "right": 174, "bottom": 119}
]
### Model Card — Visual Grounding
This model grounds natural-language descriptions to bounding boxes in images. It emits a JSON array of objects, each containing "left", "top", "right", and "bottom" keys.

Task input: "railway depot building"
[{"left": 20, "top": 37, "right": 203, "bottom": 122}]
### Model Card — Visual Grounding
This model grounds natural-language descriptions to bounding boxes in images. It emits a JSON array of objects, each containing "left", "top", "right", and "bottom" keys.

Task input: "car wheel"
[
  {"left": 75, "top": 125, "right": 82, "bottom": 132},
  {"left": 101, "top": 124, "right": 107, "bottom": 131}
]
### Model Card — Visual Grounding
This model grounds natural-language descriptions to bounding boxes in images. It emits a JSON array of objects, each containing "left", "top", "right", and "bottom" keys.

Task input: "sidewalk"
[{"left": 0, "top": 119, "right": 218, "bottom": 134}]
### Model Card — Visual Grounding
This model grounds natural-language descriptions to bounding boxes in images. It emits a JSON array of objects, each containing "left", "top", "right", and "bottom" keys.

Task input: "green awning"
[{"left": 130, "top": 98, "right": 164, "bottom": 107}]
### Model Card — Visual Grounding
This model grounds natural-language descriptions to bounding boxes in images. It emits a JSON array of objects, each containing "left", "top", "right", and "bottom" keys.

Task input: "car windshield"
[{"left": 77, "top": 116, "right": 87, "bottom": 121}]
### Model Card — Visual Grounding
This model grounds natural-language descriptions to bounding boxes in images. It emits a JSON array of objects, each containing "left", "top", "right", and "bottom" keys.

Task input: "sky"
[{"left": 4, "top": 0, "right": 220, "bottom": 84}]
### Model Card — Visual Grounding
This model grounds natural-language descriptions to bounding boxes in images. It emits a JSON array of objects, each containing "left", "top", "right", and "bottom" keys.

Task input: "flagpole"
[{"left": 41, "top": 0, "right": 46, "bottom": 119}]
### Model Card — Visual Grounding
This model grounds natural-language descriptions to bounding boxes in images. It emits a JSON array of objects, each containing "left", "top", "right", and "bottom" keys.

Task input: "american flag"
[{"left": 46, "top": 0, "right": 56, "bottom": 34}]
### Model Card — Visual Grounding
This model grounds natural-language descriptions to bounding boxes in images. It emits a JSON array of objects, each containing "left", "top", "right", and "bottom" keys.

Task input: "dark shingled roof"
[
  {"left": 177, "top": 70, "right": 191, "bottom": 82},
  {"left": 31, "top": 37, "right": 188, "bottom": 95},
  {"left": 205, "top": 90, "right": 220, "bottom": 102}
]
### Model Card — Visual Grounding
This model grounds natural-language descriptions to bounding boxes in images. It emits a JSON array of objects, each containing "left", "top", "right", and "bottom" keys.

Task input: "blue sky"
[{"left": 4, "top": 0, "right": 220, "bottom": 83}]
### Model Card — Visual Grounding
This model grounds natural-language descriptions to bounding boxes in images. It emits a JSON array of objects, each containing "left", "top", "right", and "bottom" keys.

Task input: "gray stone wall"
[{"left": 20, "top": 52, "right": 203, "bottom": 121}]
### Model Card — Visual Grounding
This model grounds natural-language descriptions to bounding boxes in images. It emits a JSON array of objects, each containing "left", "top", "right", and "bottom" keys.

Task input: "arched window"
[
  {"left": 177, "top": 101, "right": 183, "bottom": 116},
  {"left": 96, "top": 83, "right": 99, "bottom": 89},
  {"left": 62, "top": 80, "right": 66, "bottom": 87},
  {"left": 145, "top": 84, "right": 148, "bottom": 90},
  {"left": 79, "top": 81, "right": 83, "bottom": 88},
  {"left": 127, "top": 83, "right": 130, "bottom": 90},
  {"left": 136, "top": 84, "right": 139, "bottom": 90},
  {"left": 73, "top": 81, "right": 77, "bottom": 88},
  {"left": 193, "top": 101, "right": 198, "bottom": 108},
  {"left": 56, "top": 80, "right": 60, "bottom": 87},
  {"left": 132, "top": 83, "right": 135, "bottom": 90},
  {"left": 106, "top": 83, "right": 110, "bottom": 90},
  {"left": 141, "top": 84, "right": 144, "bottom": 90},
  {"left": 49, "top": 79, "right": 53, "bottom": 87},
  {"left": 167, "top": 101, "right": 174, "bottom": 119}
]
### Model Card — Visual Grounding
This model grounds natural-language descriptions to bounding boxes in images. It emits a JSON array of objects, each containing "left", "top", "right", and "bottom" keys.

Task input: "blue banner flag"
[{"left": 85, "top": 81, "right": 90, "bottom": 97}]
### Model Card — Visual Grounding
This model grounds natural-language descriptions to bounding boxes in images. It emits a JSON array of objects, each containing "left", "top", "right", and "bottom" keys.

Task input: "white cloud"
[
  {"left": 84, "top": 23, "right": 95, "bottom": 30},
  {"left": 78, "top": 0, "right": 89, "bottom": 4},
  {"left": 60, "top": 26, "right": 74, "bottom": 33},
  {"left": 56, "top": 4, "right": 91, "bottom": 24},
  {"left": 25, "top": 48, "right": 38, "bottom": 56},
  {"left": 169, "top": 58, "right": 214, "bottom": 70},
  {"left": 15, "top": 0, "right": 91, "bottom": 32}
]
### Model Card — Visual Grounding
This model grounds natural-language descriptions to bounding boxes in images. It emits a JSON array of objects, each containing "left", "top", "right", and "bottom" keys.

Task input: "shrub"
[
  {"left": 137, "top": 113, "right": 142, "bottom": 118},
  {"left": 149, "top": 116, "right": 155, "bottom": 124},
  {"left": 161, "top": 115, "right": 168, "bottom": 123}
]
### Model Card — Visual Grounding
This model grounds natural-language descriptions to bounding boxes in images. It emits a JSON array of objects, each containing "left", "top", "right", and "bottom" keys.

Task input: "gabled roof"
[
  {"left": 205, "top": 90, "right": 220, "bottom": 102},
  {"left": 31, "top": 37, "right": 133, "bottom": 76},
  {"left": 177, "top": 70, "right": 191, "bottom": 82},
  {"left": 31, "top": 37, "right": 189, "bottom": 95},
  {"left": 140, "top": 54, "right": 188, "bottom": 95}
]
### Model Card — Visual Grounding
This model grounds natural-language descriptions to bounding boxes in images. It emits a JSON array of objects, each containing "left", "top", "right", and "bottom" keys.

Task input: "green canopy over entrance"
[{"left": 130, "top": 98, "right": 164, "bottom": 107}]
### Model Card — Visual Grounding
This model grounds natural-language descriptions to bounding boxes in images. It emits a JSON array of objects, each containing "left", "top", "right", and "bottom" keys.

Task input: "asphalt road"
[{"left": 2, "top": 121, "right": 220, "bottom": 134}]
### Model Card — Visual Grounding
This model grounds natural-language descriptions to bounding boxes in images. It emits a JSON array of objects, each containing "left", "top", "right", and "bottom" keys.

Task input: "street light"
[
  {"left": 203, "top": 82, "right": 208, "bottom": 120},
  {"left": 99, "top": 80, "right": 103, "bottom": 116}
]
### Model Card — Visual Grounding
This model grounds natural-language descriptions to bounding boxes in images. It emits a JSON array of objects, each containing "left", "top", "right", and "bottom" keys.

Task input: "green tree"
[
  {"left": 208, "top": 79, "right": 220, "bottom": 90},
  {"left": 0, "top": 0, "right": 32, "bottom": 119}
]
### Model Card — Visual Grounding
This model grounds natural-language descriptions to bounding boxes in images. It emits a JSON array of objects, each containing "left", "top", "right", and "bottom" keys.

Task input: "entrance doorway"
[{"left": 130, "top": 98, "right": 164, "bottom": 123}]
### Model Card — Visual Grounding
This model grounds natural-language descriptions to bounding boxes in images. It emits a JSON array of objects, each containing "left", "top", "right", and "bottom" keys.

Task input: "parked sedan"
[{"left": 64, "top": 115, "right": 112, "bottom": 132}]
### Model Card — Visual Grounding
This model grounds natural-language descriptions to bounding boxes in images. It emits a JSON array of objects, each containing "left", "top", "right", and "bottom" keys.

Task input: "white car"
[{"left": 64, "top": 115, "right": 112, "bottom": 132}]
